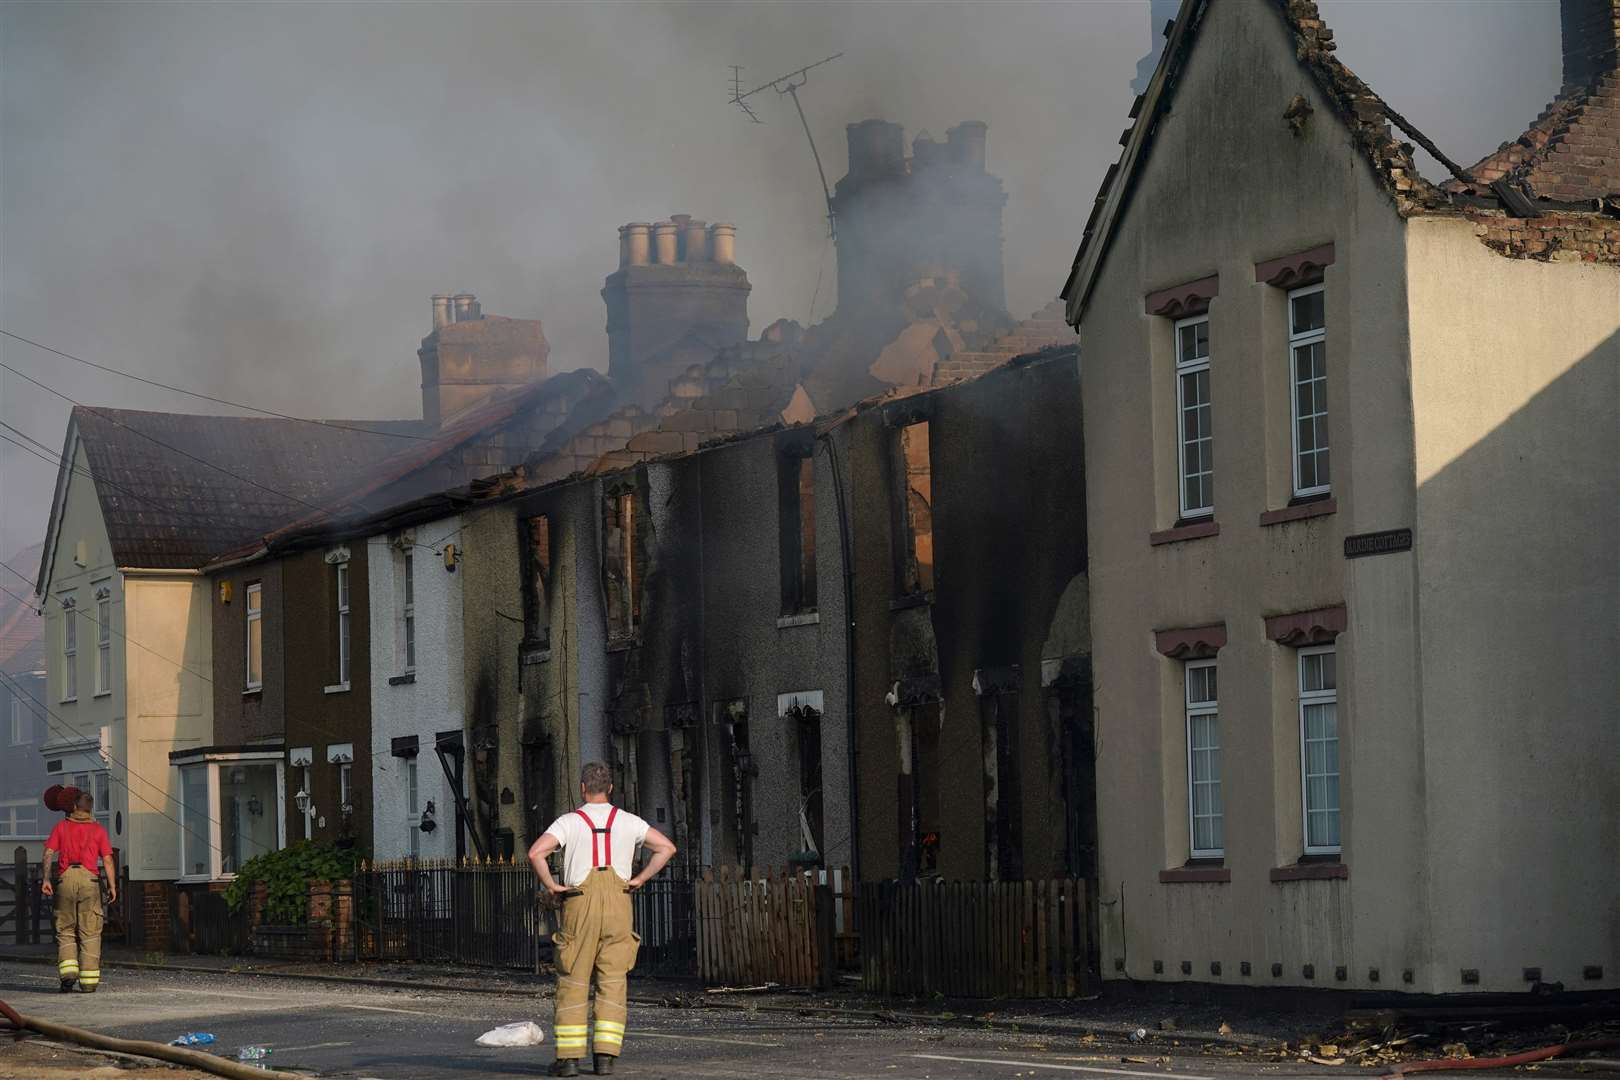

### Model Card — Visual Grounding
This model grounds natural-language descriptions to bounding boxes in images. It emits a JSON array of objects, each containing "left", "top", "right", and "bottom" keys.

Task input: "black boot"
[
  {"left": 59, "top": 979, "right": 75, "bottom": 993},
  {"left": 548, "top": 1059, "right": 579, "bottom": 1077},
  {"left": 594, "top": 1053, "right": 614, "bottom": 1075}
]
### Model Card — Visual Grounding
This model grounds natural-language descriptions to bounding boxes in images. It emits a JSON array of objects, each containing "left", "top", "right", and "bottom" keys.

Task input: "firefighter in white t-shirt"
[{"left": 528, "top": 762, "right": 676, "bottom": 1077}]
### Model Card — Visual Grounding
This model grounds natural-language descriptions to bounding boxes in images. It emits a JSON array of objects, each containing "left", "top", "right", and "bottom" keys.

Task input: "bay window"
[{"left": 173, "top": 749, "right": 285, "bottom": 880}]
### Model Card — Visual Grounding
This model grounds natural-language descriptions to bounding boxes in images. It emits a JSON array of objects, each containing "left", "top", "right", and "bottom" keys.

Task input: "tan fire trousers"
[
  {"left": 552, "top": 869, "right": 640, "bottom": 1059},
  {"left": 55, "top": 867, "right": 104, "bottom": 989}
]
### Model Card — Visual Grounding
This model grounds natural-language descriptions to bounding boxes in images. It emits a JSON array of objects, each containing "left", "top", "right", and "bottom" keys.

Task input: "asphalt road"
[{"left": 0, "top": 961, "right": 1591, "bottom": 1080}]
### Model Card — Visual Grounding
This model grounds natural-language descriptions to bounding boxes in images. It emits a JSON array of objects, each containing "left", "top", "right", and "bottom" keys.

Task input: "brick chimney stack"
[
  {"left": 601, "top": 213, "right": 751, "bottom": 409},
  {"left": 418, "top": 292, "right": 549, "bottom": 427},
  {"left": 1562, "top": 0, "right": 1620, "bottom": 91}
]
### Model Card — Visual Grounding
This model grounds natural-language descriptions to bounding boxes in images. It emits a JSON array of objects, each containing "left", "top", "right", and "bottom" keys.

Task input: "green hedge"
[{"left": 223, "top": 842, "right": 358, "bottom": 926}]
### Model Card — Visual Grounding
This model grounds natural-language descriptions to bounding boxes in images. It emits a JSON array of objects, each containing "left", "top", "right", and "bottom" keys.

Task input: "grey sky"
[{"left": 0, "top": 0, "right": 1559, "bottom": 561}]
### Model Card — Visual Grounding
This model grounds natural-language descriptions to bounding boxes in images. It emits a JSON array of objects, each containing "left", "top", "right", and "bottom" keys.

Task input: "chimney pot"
[
  {"left": 708, "top": 223, "right": 737, "bottom": 265},
  {"left": 431, "top": 294, "right": 453, "bottom": 330},
  {"left": 846, "top": 119, "right": 905, "bottom": 179},
  {"left": 652, "top": 221, "right": 679, "bottom": 264},
  {"left": 623, "top": 223, "right": 651, "bottom": 267},
  {"left": 453, "top": 293, "right": 479, "bottom": 321},
  {"left": 946, "top": 121, "right": 988, "bottom": 169},
  {"left": 682, "top": 218, "right": 710, "bottom": 261}
]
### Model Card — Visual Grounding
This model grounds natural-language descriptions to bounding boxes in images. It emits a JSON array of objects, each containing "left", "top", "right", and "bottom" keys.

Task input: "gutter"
[{"left": 119, "top": 567, "right": 203, "bottom": 578}]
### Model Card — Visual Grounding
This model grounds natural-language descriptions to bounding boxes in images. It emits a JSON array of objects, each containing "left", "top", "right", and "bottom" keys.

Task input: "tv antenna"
[{"left": 729, "top": 53, "right": 843, "bottom": 239}]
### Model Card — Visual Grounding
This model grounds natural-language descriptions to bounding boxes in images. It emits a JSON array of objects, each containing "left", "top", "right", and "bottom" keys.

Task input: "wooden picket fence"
[
  {"left": 860, "top": 878, "right": 1094, "bottom": 998},
  {"left": 695, "top": 866, "right": 834, "bottom": 989}
]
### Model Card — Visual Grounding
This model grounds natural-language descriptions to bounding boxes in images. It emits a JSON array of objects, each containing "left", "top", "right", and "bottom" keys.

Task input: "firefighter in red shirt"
[{"left": 41, "top": 785, "right": 117, "bottom": 993}]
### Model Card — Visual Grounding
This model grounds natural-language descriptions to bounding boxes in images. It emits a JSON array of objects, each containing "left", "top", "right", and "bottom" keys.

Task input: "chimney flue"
[
  {"left": 453, "top": 293, "right": 479, "bottom": 321},
  {"left": 708, "top": 223, "right": 736, "bottom": 265},
  {"left": 652, "top": 221, "right": 678, "bottom": 264},
  {"left": 431, "top": 294, "right": 452, "bottom": 330}
]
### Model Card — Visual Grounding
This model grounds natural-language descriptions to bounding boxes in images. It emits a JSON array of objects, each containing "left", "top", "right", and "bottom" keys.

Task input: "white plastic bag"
[{"left": 476, "top": 1021, "right": 547, "bottom": 1047}]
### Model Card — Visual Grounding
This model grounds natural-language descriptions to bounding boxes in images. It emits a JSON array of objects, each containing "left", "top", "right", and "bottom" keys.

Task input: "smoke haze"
[{"left": 0, "top": 0, "right": 1559, "bottom": 560}]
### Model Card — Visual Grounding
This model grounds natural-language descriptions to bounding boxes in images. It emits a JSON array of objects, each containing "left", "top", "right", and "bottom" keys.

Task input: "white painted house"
[{"left": 367, "top": 517, "right": 470, "bottom": 861}]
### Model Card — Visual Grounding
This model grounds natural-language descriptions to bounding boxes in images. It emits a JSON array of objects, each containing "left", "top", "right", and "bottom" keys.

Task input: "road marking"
[
  {"left": 322, "top": 1001, "right": 448, "bottom": 1017},
  {"left": 910, "top": 1054, "right": 1216, "bottom": 1079},
  {"left": 635, "top": 1031, "right": 786, "bottom": 1048},
  {"left": 275, "top": 1041, "right": 354, "bottom": 1052},
  {"left": 5, "top": 973, "right": 57, "bottom": 982}
]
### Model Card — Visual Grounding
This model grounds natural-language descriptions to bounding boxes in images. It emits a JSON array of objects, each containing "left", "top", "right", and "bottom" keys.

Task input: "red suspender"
[{"left": 575, "top": 806, "right": 620, "bottom": 868}]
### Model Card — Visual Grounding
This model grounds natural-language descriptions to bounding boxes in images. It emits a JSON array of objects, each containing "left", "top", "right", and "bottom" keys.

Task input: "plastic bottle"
[
  {"left": 169, "top": 1034, "right": 215, "bottom": 1046},
  {"left": 237, "top": 1046, "right": 272, "bottom": 1061}
]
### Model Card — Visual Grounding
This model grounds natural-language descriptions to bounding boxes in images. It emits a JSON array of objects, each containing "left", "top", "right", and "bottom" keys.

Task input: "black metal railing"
[{"left": 351, "top": 858, "right": 701, "bottom": 978}]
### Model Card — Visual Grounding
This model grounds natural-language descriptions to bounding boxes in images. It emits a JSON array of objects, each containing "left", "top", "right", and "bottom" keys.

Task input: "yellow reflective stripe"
[
  {"left": 593, "top": 1020, "right": 626, "bottom": 1031},
  {"left": 554, "top": 1026, "right": 590, "bottom": 1034},
  {"left": 58, "top": 963, "right": 79, "bottom": 972},
  {"left": 79, "top": 970, "right": 100, "bottom": 977}
]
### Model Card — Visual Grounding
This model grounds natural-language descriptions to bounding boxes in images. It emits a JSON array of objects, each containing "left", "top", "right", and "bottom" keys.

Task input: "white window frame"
[
  {"left": 1298, "top": 644, "right": 1340, "bottom": 856},
  {"left": 60, "top": 592, "right": 78, "bottom": 702},
  {"left": 1184, "top": 659, "right": 1223, "bottom": 859},
  {"left": 1174, "top": 314, "right": 1214, "bottom": 519},
  {"left": 336, "top": 562, "right": 351, "bottom": 686},
  {"left": 244, "top": 583, "right": 263, "bottom": 691},
  {"left": 401, "top": 550, "right": 417, "bottom": 673},
  {"left": 174, "top": 752, "right": 286, "bottom": 882},
  {"left": 1287, "top": 284, "right": 1330, "bottom": 498},
  {"left": 93, "top": 583, "right": 112, "bottom": 697},
  {"left": 406, "top": 757, "right": 421, "bottom": 860},
  {"left": 9, "top": 697, "right": 30, "bottom": 746},
  {"left": 0, "top": 799, "right": 44, "bottom": 840}
]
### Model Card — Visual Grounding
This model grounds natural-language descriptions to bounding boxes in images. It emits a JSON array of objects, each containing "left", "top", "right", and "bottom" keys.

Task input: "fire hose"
[
  {"left": 1380, "top": 1038, "right": 1620, "bottom": 1079},
  {"left": 0, "top": 997, "right": 309, "bottom": 1080}
]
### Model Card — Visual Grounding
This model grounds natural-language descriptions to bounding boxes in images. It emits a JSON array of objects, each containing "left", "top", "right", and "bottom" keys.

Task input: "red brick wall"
[{"left": 1561, "top": 0, "right": 1619, "bottom": 91}]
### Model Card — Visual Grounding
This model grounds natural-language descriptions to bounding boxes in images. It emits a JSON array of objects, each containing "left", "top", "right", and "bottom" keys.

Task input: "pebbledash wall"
[
  {"left": 367, "top": 517, "right": 467, "bottom": 861},
  {"left": 1075, "top": 0, "right": 1618, "bottom": 995}
]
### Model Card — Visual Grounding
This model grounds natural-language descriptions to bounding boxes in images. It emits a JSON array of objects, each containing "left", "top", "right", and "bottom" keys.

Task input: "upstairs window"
[
  {"left": 59, "top": 592, "right": 77, "bottom": 702},
  {"left": 93, "top": 584, "right": 112, "bottom": 697},
  {"left": 523, "top": 515, "right": 552, "bottom": 652},
  {"left": 1184, "top": 659, "right": 1222, "bottom": 858},
  {"left": 244, "top": 583, "right": 263, "bottom": 690},
  {"left": 603, "top": 487, "right": 641, "bottom": 642},
  {"left": 400, "top": 550, "right": 416, "bottom": 673},
  {"left": 778, "top": 446, "right": 818, "bottom": 615},
  {"left": 897, "top": 422, "right": 934, "bottom": 596},
  {"left": 1288, "top": 285, "right": 1329, "bottom": 497},
  {"left": 9, "top": 697, "right": 32, "bottom": 745},
  {"left": 1175, "top": 316, "right": 1214, "bottom": 519},
  {"left": 335, "top": 562, "right": 351, "bottom": 685}
]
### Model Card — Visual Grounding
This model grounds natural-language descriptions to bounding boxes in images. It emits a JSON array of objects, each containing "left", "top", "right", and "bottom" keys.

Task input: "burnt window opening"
[
  {"left": 899, "top": 702, "right": 943, "bottom": 879},
  {"left": 521, "top": 515, "right": 552, "bottom": 653},
  {"left": 718, "top": 699, "right": 754, "bottom": 869},
  {"left": 897, "top": 421, "right": 935, "bottom": 596},
  {"left": 788, "top": 703, "right": 824, "bottom": 862},
  {"left": 603, "top": 487, "right": 642, "bottom": 643},
  {"left": 778, "top": 444, "right": 818, "bottom": 615},
  {"left": 979, "top": 688, "right": 1024, "bottom": 882}
]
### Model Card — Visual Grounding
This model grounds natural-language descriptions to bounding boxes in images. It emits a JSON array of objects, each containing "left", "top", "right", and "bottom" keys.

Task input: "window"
[
  {"left": 335, "top": 563, "right": 351, "bottom": 685},
  {"left": 245, "top": 583, "right": 263, "bottom": 690},
  {"left": 1299, "top": 646, "right": 1340, "bottom": 854},
  {"left": 1185, "top": 660, "right": 1222, "bottom": 858},
  {"left": 779, "top": 448, "right": 818, "bottom": 615},
  {"left": 60, "top": 592, "right": 77, "bottom": 702},
  {"left": 1175, "top": 316, "right": 1214, "bottom": 518},
  {"left": 68, "top": 771, "right": 110, "bottom": 834},
  {"left": 780, "top": 692, "right": 825, "bottom": 861},
  {"left": 523, "top": 515, "right": 552, "bottom": 652},
  {"left": 176, "top": 755, "right": 285, "bottom": 879},
  {"left": 1288, "top": 286, "right": 1329, "bottom": 497},
  {"left": 401, "top": 551, "right": 416, "bottom": 672},
  {"left": 9, "top": 697, "right": 31, "bottom": 745},
  {"left": 93, "top": 585, "right": 112, "bottom": 696},
  {"left": 406, "top": 758, "right": 420, "bottom": 859},
  {"left": 603, "top": 489, "right": 641, "bottom": 642},
  {"left": 300, "top": 766, "right": 313, "bottom": 839},
  {"left": 0, "top": 800, "right": 41, "bottom": 838},
  {"left": 897, "top": 422, "right": 934, "bottom": 595},
  {"left": 339, "top": 762, "right": 352, "bottom": 812}
]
